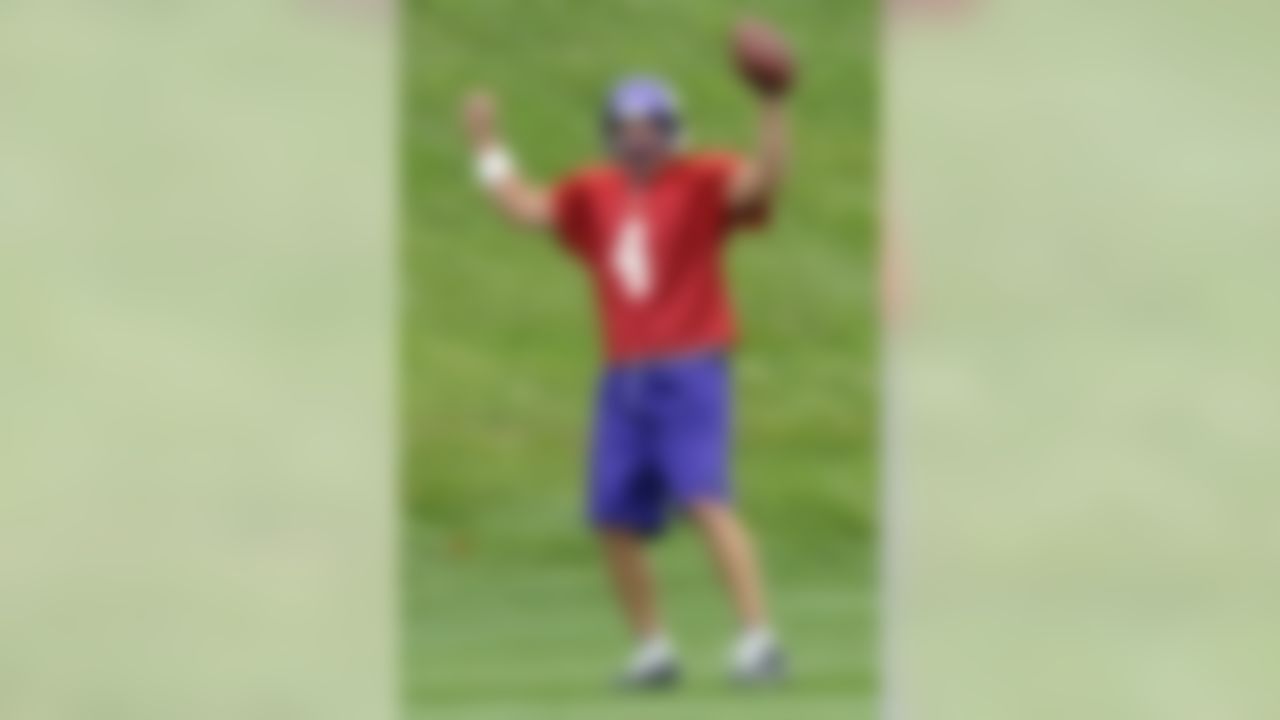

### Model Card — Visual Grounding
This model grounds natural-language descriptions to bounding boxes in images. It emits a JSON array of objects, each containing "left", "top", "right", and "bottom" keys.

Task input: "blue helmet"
[{"left": 603, "top": 75, "right": 681, "bottom": 139}]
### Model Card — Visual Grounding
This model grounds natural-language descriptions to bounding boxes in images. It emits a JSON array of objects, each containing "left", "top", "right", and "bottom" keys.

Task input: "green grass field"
[{"left": 403, "top": 0, "right": 877, "bottom": 716}]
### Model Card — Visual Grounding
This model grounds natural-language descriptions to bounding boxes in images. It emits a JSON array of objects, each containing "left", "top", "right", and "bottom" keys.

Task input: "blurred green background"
[{"left": 403, "top": 0, "right": 876, "bottom": 717}]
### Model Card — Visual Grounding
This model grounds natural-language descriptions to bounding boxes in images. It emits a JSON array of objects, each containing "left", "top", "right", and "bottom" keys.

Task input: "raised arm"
[
  {"left": 729, "top": 95, "right": 789, "bottom": 213},
  {"left": 727, "top": 19, "right": 794, "bottom": 214},
  {"left": 461, "top": 90, "right": 554, "bottom": 230}
]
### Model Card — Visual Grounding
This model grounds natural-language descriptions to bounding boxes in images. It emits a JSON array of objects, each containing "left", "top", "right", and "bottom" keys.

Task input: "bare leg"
[
  {"left": 686, "top": 502, "right": 769, "bottom": 629},
  {"left": 599, "top": 528, "right": 662, "bottom": 639}
]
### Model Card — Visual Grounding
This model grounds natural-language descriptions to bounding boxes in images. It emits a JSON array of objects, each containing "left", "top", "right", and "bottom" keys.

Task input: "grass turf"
[{"left": 403, "top": 0, "right": 877, "bottom": 716}]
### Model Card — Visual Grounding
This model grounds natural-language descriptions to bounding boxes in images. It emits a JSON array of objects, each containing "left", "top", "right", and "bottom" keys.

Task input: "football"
[{"left": 731, "top": 18, "right": 795, "bottom": 96}]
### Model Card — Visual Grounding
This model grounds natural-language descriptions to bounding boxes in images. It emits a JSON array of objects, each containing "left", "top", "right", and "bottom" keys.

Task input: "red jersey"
[{"left": 552, "top": 152, "right": 766, "bottom": 363}]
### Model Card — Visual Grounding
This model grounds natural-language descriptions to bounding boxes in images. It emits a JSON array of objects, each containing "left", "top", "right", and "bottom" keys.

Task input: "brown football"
[{"left": 731, "top": 19, "right": 795, "bottom": 96}]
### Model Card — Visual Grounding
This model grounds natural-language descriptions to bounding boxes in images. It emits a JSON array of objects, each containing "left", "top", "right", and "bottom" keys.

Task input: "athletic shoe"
[
  {"left": 617, "top": 635, "right": 680, "bottom": 690},
  {"left": 729, "top": 627, "right": 787, "bottom": 686}
]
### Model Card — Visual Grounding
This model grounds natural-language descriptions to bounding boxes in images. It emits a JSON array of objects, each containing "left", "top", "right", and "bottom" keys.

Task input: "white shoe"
[
  {"left": 729, "top": 627, "right": 787, "bottom": 685},
  {"left": 618, "top": 635, "right": 680, "bottom": 689}
]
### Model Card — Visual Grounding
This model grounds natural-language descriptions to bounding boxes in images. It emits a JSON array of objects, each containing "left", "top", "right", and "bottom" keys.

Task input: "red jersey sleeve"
[
  {"left": 551, "top": 173, "right": 593, "bottom": 258},
  {"left": 695, "top": 152, "right": 772, "bottom": 231}
]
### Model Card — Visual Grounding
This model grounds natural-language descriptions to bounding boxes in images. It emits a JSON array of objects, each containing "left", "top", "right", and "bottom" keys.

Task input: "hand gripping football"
[{"left": 731, "top": 18, "right": 796, "bottom": 97}]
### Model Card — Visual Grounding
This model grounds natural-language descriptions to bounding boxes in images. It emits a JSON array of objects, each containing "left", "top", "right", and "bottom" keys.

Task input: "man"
[{"left": 460, "top": 19, "right": 794, "bottom": 688}]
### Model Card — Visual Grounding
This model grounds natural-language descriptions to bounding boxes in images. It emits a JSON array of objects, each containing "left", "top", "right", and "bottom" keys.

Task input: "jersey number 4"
[{"left": 610, "top": 214, "right": 653, "bottom": 303}]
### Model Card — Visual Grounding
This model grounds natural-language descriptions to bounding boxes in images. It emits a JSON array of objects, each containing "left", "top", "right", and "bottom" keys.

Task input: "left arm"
[
  {"left": 728, "top": 95, "right": 789, "bottom": 213},
  {"left": 727, "top": 18, "right": 795, "bottom": 214}
]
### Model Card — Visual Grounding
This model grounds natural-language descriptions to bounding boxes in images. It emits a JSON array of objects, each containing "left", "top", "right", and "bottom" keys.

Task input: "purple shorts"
[{"left": 587, "top": 352, "right": 732, "bottom": 536}]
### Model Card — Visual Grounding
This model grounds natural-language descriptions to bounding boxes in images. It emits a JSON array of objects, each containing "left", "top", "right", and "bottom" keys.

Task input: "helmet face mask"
[
  {"left": 603, "top": 76, "right": 682, "bottom": 179},
  {"left": 605, "top": 115, "right": 678, "bottom": 178}
]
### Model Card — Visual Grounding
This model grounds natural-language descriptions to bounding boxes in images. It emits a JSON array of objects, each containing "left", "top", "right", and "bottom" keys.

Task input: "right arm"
[{"left": 461, "top": 90, "right": 554, "bottom": 230}]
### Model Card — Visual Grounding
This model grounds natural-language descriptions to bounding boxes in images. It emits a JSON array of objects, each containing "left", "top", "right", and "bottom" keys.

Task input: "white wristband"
[{"left": 475, "top": 145, "right": 515, "bottom": 188}]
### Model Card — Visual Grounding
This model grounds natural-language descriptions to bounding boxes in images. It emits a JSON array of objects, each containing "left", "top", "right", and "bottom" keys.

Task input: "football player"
[{"left": 461, "top": 18, "right": 794, "bottom": 688}]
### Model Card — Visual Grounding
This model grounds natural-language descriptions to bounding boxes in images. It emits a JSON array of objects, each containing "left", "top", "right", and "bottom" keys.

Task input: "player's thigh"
[
  {"left": 654, "top": 355, "right": 733, "bottom": 503},
  {"left": 588, "top": 370, "right": 664, "bottom": 528}
]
